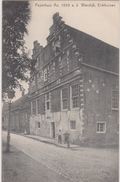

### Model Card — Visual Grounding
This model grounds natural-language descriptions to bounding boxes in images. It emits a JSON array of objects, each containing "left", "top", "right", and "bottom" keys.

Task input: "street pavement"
[{"left": 2, "top": 131, "right": 118, "bottom": 182}]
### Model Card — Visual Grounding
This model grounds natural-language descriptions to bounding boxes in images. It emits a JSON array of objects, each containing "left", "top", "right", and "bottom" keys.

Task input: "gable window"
[
  {"left": 71, "top": 84, "right": 79, "bottom": 108},
  {"left": 70, "top": 120, "right": 76, "bottom": 130},
  {"left": 61, "top": 52, "right": 69, "bottom": 76},
  {"left": 62, "top": 87, "right": 69, "bottom": 110},
  {"left": 112, "top": 90, "right": 119, "bottom": 110},
  {"left": 52, "top": 39, "right": 61, "bottom": 55},
  {"left": 96, "top": 122, "right": 106, "bottom": 133}
]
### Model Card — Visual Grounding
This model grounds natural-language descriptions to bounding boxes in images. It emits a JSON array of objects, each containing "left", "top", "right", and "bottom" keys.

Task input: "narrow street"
[{"left": 2, "top": 131, "right": 118, "bottom": 182}]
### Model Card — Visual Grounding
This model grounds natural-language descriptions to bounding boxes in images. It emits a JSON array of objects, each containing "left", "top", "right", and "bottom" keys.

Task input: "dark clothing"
[{"left": 58, "top": 135, "right": 62, "bottom": 144}]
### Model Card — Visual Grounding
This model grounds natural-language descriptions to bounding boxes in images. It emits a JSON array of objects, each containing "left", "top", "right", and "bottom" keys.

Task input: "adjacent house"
[{"left": 2, "top": 94, "right": 30, "bottom": 134}]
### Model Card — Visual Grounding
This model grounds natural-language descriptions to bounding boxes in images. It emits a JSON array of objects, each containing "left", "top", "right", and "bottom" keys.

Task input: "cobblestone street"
[{"left": 2, "top": 131, "right": 118, "bottom": 182}]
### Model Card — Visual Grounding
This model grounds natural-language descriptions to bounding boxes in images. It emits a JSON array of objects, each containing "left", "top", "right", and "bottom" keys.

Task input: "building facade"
[
  {"left": 3, "top": 13, "right": 118, "bottom": 147},
  {"left": 28, "top": 13, "right": 119, "bottom": 146},
  {"left": 2, "top": 94, "right": 30, "bottom": 134}
]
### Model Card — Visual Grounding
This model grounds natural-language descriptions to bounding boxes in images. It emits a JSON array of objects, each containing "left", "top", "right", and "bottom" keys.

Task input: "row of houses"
[
  {"left": 2, "top": 13, "right": 119, "bottom": 146},
  {"left": 2, "top": 94, "right": 30, "bottom": 134}
]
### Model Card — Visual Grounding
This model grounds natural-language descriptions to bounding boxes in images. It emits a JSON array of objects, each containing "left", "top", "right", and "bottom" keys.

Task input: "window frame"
[
  {"left": 111, "top": 90, "right": 119, "bottom": 111},
  {"left": 38, "top": 122, "right": 40, "bottom": 129},
  {"left": 61, "top": 87, "right": 69, "bottom": 111},
  {"left": 71, "top": 84, "right": 79, "bottom": 109},
  {"left": 70, "top": 120, "right": 76, "bottom": 130},
  {"left": 31, "top": 100, "right": 36, "bottom": 115},
  {"left": 96, "top": 121, "right": 106, "bottom": 133},
  {"left": 45, "top": 93, "right": 50, "bottom": 111}
]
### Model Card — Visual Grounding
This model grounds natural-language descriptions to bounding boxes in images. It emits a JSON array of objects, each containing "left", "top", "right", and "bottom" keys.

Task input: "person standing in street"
[{"left": 58, "top": 129, "right": 62, "bottom": 144}]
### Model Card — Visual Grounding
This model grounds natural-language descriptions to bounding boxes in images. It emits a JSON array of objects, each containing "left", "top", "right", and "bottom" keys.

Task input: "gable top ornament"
[{"left": 47, "top": 13, "right": 65, "bottom": 42}]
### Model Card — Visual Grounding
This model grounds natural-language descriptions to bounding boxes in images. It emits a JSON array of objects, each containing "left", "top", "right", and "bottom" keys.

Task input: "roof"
[
  {"left": 66, "top": 25, "right": 119, "bottom": 73},
  {"left": 11, "top": 94, "right": 29, "bottom": 111},
  {"left": 33, "top": 14, "right": 119, "bottom": 74}
]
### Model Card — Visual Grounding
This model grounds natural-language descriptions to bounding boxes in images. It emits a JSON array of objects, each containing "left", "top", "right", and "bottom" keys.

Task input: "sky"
[
  {"left": 25, "top": 1, "right": 119, "bottom": 49},
  {"left": 14, "top": 0, "right": 120, "bottom": 101}
]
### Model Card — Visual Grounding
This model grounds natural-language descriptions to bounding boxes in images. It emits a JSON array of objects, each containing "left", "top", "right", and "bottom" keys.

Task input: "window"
[
  {"left": 37, "top": 99, "right": 40, "bottom": 114},
  {"left": 49, "top": 62, "right": 55, "bottom": 81},
  {"left": 37, "top": 96, "right": 45, "bottom": 114},
  {"left": 38, "top": 122, "right": 40, "bottom": 128},
  {"left": 32, "top": 101, "right": 36, "bottom": 115},
  {"left": 46, "top": 93, "right": 50, "bottom": 110},
  {"left": 112, "top": 90, "right": 119, "bottom": 110},
  {"left": 52, "top": 40, "right": 61, "bottom": 55},
  {"left": 96, "top": 122, "right": 106, "bottom": 133},
  {"left": 47, "top": 101, "right": 49, "bottom": 110},
  {"left": 62, "top": 88, "right": 69, "bottom": 110},
  {"left": 71, "top": 84, "right": 79, "bottom": 108},
  {"left": 70, "top": 120, "right": 76, "bottom": 130}
]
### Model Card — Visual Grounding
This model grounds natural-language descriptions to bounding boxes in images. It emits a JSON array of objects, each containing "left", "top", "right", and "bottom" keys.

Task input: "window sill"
[
  {"left": 71, "top": 107, "right": 79, "bottom": 111},
  {"left": 61, "top": 109, "right": 69, "bottom": 112},
  {"left": 70, "top": 129, "right": 76, "bottom": 131},
  {"left": 112, "top": 108, "right": 119, "bottom": 111},
  {"left": 96, "top": 131, "right": 106, "bottom": 134}
]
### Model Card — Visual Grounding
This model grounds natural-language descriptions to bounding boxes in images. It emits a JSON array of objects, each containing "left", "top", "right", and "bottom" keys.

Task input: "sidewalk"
[
  {"left": 2, "top": 142, "right": 70, "bottom": 182},
  {"left": 24, "top": 134, "right": 80, "bottom": 149}
]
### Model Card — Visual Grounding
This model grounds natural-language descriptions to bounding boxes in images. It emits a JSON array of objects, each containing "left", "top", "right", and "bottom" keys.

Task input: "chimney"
[{"left": 53, "top": 12, "right": 62, "bottom": 24}]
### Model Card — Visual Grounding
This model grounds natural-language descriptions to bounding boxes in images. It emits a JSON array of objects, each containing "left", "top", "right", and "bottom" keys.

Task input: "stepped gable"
[{"left": 32, "top": 13, "right": 119, "bottom": 74}]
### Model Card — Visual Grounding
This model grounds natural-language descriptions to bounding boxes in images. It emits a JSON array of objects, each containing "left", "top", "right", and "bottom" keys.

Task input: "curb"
[{"left": 24, "top": 135, "right": 72, "bottom": 149}]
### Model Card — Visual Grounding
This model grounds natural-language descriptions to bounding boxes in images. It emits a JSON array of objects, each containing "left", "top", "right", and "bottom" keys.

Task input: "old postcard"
[{"left": 2, "top": 0, "right": 119, "bottom": 182}]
